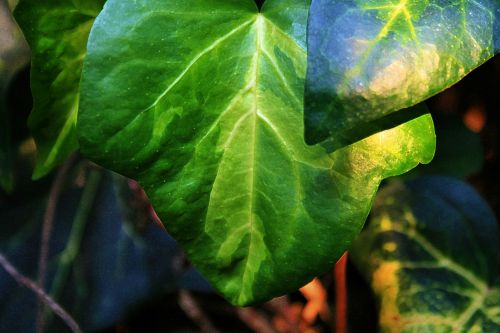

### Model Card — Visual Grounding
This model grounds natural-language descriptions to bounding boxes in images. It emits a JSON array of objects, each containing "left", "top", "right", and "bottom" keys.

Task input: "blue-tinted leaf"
[
  {"left": 351, "top": 177, "right": 499, "bottom": 332},
  {"left": 0, "top": 168, "right": 205, "bottom": 332},
  {"left": 305, "top": 0, "right": 500, "bottom": 144}
]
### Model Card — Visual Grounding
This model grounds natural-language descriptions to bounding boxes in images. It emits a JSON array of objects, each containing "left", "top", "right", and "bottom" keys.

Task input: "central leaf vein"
[{"left": 238, "top": 15, "right": 264, "bottom": 303}]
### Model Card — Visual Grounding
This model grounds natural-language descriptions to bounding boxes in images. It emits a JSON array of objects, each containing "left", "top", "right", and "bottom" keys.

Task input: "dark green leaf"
[
  {"left": 78, "top": 0, "right": 435, "bottom": 305},
  {"left": 13, "top": 0, "right": 105, "bottom": 179},
  {"left": 351, "top": 177, "right": 499, "bottom": 333},
  {"left": 305, "top": 0, "right": 500, "bottom": 144}
]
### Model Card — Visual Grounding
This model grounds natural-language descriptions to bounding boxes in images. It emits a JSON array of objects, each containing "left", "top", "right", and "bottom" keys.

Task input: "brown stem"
[
  {"left": 335, "top": 252, "right": 348, "bottom": 333},
  {"left": 237, "top": 307, "right": 276, "bottom": 333},
  {"left": 0, "top": 252, "right": 82, "bottom": 333},
  {"left": 36, "top": 154, "right": 77, "bottom": 333},
  {"left": 178, "top": 290, "right": 219, "bottom": 333}
]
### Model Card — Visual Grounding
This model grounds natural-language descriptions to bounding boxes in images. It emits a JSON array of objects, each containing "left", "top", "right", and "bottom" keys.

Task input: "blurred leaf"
[
  {"left": 0, "top": 0, "right": 29, "bottom": 191},
  {"left": 13, "top": 0, "right": 105, "bottom": 179},
  {"left": 305, "top": 0, "right": 500, "bottom": 144},
  {"left": 0, "top": 86, "right": 12, "bottom": 192},
  {"left": 0, "top": 166, "right": 208, "bottom": 332},
  {"left": 351, "top": 177, "right": 499, "bottom": 333},
  {"left": 78, "top": 0, "right": 435, "bottom": 305},
  {"left": 7, "top": 0, "right": 18, "bottom": 10}
]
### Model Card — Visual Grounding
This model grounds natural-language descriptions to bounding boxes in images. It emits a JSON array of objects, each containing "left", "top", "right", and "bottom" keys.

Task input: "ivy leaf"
[
  {"left": 13, "top": 0, "right": 105, "bottom": 179},
  {"left": 305, "top": 0, "right": 500, "bottom": 144},
  {"left": 78, "top": 0, "right": 435, "bottom": 306},
  {"left": 350, "top": 177, "right": 499, "bottom": 333}
]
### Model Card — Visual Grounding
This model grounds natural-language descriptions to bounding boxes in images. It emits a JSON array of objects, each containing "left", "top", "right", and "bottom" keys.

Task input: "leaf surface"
[
  {"left": 78, "top": 0, "right": 436, "bottom": 305},
  {"left": 351, "top": 177, "right": 499, "bottom": 333},
  {"left": 305, "top": 0, "right": 500, "bottom": 144},
  {"left": 14, "top": 0, "right": 104, "bottom": 179}
]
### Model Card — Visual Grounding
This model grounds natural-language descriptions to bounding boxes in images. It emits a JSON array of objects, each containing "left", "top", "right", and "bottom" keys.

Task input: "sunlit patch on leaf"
[{"left": 305, "top": 0, "right": 500, "bottom": 144}]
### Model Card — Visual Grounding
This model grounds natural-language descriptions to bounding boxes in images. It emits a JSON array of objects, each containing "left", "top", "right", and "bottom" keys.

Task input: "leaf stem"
[
  {"left": 178, "top": 290, "right": 220, "bottom": 333},
  {"left": 335, "top": 252, "right": 348, "bottom": 333},
  {"left": 36, "top": 153, "right": 77, "bottom": 333},
  {"left": 44, "top": 168, "right": 102, "bottom": 327},
  {"left": 237, "top": 307, "right": 275, "bottom": 333},
  {"left": 0, "top": 252, "right": 82, "bottom": 333}
]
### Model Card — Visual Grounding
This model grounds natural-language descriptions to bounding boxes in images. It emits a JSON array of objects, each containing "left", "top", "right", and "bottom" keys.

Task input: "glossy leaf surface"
[
  {"left": 78, "top": 0, "right": 435, "bottom": 305},
  {"left": 14, "top": 0, "right": 104, "bottom": 179},
  {"left": 305, "top": 0, "right": 500, "bottom": 144},
  {"left": 351, "top": 177, "right": 499, "bottom": 333}
]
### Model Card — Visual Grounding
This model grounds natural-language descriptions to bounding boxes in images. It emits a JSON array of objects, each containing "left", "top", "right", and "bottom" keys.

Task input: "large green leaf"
[
  {"left": 78, "top": 0, "right": 435, "bottom": 305},
  {"left": 351, "top": 177, "right": 499, "bottom": 333},
  {"left": 14, "top": 0, "right": 104, "bottom": 179},
  {"left": 304, "top": 0, "right": 500, "bottom": 144}
]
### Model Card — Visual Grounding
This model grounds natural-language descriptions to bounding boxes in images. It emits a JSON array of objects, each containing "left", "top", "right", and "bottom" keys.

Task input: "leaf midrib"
[
  {"left": 237, "top": 15, "right": 262, "bottom": 304},
  {"left": 343, "top": 0, "right": 416, "bottom": 83}
]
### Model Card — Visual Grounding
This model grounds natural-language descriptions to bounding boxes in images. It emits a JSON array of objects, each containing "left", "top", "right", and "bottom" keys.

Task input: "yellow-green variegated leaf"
[
  {"left": 78, "top": 0, "right": 436, "bottom": 305},
  {"left": 14, "top": 0, "right": 105, "bottom": 178},
  {"left": 351, "top": 177, "right": 499, "bottom": 333}
]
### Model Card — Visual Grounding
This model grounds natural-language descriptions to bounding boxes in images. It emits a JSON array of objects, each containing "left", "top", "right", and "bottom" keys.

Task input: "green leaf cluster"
[{"left": 8, "top": 0, "right": 498, "bottom": 306}]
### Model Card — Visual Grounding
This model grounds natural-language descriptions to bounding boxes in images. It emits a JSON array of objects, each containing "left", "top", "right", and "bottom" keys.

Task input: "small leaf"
[
  {"left": 13, "top": 0, "right": 105, "bottom": 179},
  {"left": 78, "top": 0, "right": 435, "bottom": 305},
  {"left": 351, "top": 177, "right": 499, "bottom": 333},
  {"left": 305, "top": 0, "right": 500, "bottom": 144}
]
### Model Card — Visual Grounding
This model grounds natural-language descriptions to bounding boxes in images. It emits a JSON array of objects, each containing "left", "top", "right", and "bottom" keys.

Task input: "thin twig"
[
  {"left": 334, "top": 252, "right": 349, "bottom": 333},
  {"left": 178, "top": 290, "right": 220, "bottom": 333},
  {"left": 0, "top": 252, "right": 82, "bottom": 333},
  {"left": 237, "top": 307, "right": 276, "bottom": 333},
  {"left": 43, "top": 170, "right": 102, "bottom": 328},
  {"left": 36, "top": 154, "right": 77, "bottom": 333}
]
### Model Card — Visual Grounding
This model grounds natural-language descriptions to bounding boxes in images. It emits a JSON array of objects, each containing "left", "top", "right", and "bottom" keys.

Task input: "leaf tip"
[{"left": 31, "top": 162, "right": 53, "bottom": 180}]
